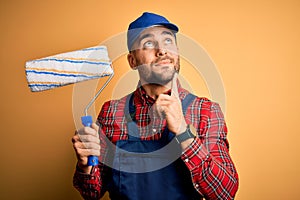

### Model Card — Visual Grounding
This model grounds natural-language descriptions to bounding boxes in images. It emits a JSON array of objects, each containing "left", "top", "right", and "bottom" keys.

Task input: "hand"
[
  {"left": 72, "top": 123, "right": 100, "bottom": 173},
  {"left": 155, "top": 73, "right": 187, "bottom": 135}
]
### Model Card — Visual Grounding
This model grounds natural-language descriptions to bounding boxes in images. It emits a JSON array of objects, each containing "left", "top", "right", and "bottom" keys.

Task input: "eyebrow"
[
  {"left": 161, "top": 30, "right": 175, "bottom": 37},
  {"left": 138, "top": 33, "right": 154, "bottom": 43}
]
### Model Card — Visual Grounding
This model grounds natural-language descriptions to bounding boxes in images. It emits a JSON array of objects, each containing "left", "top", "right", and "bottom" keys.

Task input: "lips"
[
  {"left": 157, "top": 59, "right": 171, "bottom": 65},
  {"left": 154, "top": 57, "right": 174, "bottom": 66}
]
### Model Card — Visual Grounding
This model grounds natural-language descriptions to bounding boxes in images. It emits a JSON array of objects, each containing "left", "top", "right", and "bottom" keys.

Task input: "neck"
[{"left": 140, "top": 81, "right": 172, "bottom": 100}]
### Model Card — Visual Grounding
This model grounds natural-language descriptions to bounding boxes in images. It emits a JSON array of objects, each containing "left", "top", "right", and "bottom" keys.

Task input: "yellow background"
[{"left": 1, "top": 0, "right": 299, "bottom": 199}]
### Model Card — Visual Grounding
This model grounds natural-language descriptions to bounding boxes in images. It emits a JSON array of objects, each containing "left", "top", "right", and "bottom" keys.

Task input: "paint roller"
[{"left": 25, "top": 45, "right": 114, "bottom": 166}]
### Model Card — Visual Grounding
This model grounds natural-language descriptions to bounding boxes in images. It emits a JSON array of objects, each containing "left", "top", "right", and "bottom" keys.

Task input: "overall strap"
[
  {"left": 124, "top": 93, "right": 140, "bottom": 140},
  {"left": 181, "top": 93, "right": 197, "bottom": 116},
  {"left": 124, "top": 92, "right": 135, "bottom": 122}
]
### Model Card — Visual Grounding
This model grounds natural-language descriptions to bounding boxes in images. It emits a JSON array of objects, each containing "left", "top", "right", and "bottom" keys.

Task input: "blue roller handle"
[{"left": 81, "top": 115, "right": 99, "bottom": 166}]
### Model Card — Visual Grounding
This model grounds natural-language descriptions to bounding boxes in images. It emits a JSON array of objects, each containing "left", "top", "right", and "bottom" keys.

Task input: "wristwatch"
[{"left": 174, "top": 124, "right": 196, "bottom": 144}]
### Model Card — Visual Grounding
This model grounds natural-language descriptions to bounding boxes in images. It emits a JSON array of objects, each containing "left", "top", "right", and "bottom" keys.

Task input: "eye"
[
  {"left": 164, "top": 38, "right": 173, "bottom": 45},
  {"left": 143, "top": 41, "right": 155, "bottom": 48}
]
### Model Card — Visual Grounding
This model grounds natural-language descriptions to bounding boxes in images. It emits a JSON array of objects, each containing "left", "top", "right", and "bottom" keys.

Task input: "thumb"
[{"left": 91, "top": 123, "right": 99, "bottom": 133}]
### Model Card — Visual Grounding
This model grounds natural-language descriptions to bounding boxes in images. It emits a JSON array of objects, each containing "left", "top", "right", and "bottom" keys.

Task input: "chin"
[{"left": 145, "top": 73, "right": 175, "bottom": 86}]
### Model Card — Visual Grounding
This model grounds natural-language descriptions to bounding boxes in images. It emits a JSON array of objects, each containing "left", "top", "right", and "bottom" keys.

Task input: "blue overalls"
[{"left": 108, "top": 93, "right": 202, "bottom": 200}]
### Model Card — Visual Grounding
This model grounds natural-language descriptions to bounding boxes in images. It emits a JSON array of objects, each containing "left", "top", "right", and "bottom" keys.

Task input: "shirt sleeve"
[
  {"left": 73, "top": 102, "right": 112, "bottom": 200},
  {"left": 181, "top": 101, "right": 239, "bottom": 200},
  {"left": 73, "top": 165, "right": 103, "bottom": 200}
]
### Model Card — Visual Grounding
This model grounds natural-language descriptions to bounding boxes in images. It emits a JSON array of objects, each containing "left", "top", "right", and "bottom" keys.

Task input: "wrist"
[
  {"left": 77, "top": 163, "right": 93, "bottom": 174},
  {"left": 175, "top": 120, "right": 188, "bottom": 135},
  {"left": 174, "top": 124, "right": 196, "bottom": 144}
]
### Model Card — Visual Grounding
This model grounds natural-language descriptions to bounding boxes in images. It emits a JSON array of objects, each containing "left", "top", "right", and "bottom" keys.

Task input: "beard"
[{"left": 136, "top": 56, "right": 180, "bottom": 86}]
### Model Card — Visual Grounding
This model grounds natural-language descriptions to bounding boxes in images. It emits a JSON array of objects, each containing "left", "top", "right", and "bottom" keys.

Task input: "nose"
[
  {"left": 156, "top": 48, "right": 167, "bottom": 57},
  {"left": 155, "top": 41, "right": 168, "bottom": 56}
]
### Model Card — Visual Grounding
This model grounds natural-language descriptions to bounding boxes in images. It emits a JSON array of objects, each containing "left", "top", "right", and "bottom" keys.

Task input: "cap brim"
[{"left": 156, "top": 22, "right": 179, "bottom": 32}]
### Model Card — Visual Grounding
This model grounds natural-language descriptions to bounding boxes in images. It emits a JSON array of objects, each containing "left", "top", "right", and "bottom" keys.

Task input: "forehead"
[{"left": 138, "top": 26, "right": 175, "bottom": 40}]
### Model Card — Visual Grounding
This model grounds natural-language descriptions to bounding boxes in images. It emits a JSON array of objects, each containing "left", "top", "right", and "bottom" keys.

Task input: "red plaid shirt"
[{"left": 73, "top": 82, "right": 239, "bottom": 200}]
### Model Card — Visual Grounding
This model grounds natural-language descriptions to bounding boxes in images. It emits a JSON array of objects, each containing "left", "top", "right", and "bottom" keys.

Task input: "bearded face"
[{"left": 128, "top": 26, "right": 180, "bottom": 86}]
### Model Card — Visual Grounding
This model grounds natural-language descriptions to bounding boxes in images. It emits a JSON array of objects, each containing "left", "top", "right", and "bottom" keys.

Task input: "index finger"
[{"left": 171, "top": 72, "right": 179, "bottom": 98}]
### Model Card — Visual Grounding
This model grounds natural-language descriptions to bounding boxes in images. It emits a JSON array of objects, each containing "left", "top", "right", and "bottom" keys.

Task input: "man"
[{"left": 72, "top": 12, "right": 239, "bottom": 200}]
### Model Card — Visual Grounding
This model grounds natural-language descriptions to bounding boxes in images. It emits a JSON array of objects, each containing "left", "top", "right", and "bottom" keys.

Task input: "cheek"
[
  {"left": 137, "top": 53, "right": 156, "bottom": 65},
  {"left": 175, "top": 57, "right": 180, "bottom": 71},
  {"left": 169, "top": 48, "right": 179, "bottom": 55},
  {"left": 165, "top": 44, "right": 178, "bottom": 54}
]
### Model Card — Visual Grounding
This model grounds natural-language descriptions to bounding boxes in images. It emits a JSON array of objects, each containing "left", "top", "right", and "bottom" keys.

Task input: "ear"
[{"left": 127, "top": 53, "right": 137, "bottom": 70}]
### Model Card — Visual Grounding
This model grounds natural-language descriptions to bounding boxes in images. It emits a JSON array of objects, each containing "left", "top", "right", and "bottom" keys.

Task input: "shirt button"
[
  {"left": 184, "top": 158, "right": 189, "bottom": 162},
  {"left": 195, "top": 184, "right": 199, "bottom": 188},
  {"left": 152, "top": 128, "right": 156, "bottom": 132}
]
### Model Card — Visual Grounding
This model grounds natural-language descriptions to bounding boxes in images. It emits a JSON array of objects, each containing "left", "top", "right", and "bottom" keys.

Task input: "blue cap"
[{"left": 127, "top": 12, "right": 179, "bottom": 51}]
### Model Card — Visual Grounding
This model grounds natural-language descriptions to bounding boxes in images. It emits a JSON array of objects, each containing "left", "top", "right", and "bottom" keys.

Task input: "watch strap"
[{"left": 174, "top": 125, "right": 196, "bottom": 144}]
